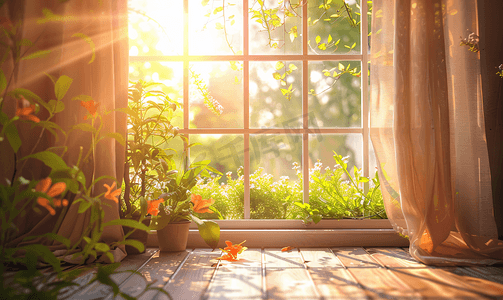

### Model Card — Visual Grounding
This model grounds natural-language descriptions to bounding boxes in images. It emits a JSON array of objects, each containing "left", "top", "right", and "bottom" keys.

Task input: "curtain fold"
[
  {"left": 1, "top": 0, "right": 128, "bottom": 263},
  {"left": 370, "top": 0, "right": 503, "bottom": 265}
]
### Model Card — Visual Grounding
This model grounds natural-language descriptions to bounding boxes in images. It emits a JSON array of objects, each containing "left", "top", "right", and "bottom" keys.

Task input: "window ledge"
[{"left": 146, "top": 219, "right": 409, "bottom": 248}]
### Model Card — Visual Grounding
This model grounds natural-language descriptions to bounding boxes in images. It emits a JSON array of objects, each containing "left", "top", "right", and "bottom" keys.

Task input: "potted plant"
[
  {"left": 119, "top": 80, "right": 181, "bottom": 254},
  {"left": 148, "top": 155, "right": 222, "bottom": 251}
]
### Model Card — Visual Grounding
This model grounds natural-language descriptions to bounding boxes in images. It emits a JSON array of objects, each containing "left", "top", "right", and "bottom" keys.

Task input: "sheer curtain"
[
  {"left": 1, "top": 0, "right": 128, "bottom": 263},
  {"left": 370, "top": 0, "right": 503, "bottom": 265}
]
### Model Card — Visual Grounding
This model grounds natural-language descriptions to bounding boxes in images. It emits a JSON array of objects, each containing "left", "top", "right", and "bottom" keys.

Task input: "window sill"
[{"left": 146, "top": 219, "right": 409, "bottom": 248}]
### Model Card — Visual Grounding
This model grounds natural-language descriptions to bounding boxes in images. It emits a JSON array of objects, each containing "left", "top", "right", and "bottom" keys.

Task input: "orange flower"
[
  {"left": 217, "top": 240, "right": 247, "bottom": 261},
  {"left": 147, "top": 198, "right": 164, "bottom": 216},
  {"left": 80, "top": 100, "right": 100, "bottom": 120},
  {"left": 35, "top": 178, "right": 67, "bottom": 215},
  {"left": 103, "top": 182, "right": 121, "bottom": 203},
  {"left": 16, "top": 97, "right": 40, "bottom": 123},
  {"left": 281, "top": 246, "right": 295, "bottom": 252},
  {"left": 191, "top": 194, "right": 214, "bottom": 214}
]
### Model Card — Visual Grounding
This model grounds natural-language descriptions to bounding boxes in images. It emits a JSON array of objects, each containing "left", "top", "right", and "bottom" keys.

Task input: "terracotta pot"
[
  {"left": 123, "top": 217, "right": 151, "bottom": 254},
  {"left": 156, "top": 220, "right": 190, "bottom": 252}
]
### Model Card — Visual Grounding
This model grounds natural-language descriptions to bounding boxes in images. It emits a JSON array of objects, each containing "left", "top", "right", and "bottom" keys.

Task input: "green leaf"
[
  {"left": 315, "top": 35, "right": 321, "bottom": 44},
  {"left": 22, "top": 244, "right": 61, "bottom": 273},
  {"left": 338, "top": 63, "right": 345, "bottom": 71},
  {"left": 149, "top": 215, "right": 171, "bottom": 231},
  {"left": 21, "top": 50, "right": 51, "bottom": 60},
  {"left": 4, "top": 123, "right": 21, "bottom": 153},
  {"left": 103, "top": 219, "right": 151, "bottom": 232},
  {"left": 105, "top": 132, "right": 125, "bottom": 146},
  {"left": 121, "top": 239, "right": 145, "bottom": 253},
  {"left": 328, "top": 34, "right": 332, "bottom": 44},
  {"left": 72, "top": 33, "right": 96, "bottom": 64},
  {"left": 215, "top": 22, "right": 223, "bottom": 30},
  {"left": 78, "top": 201, "right": 91, "bottom": 213},
  {"left": 201, "top": 0, "right": 209, "bottom": 6},
  {"left": 0, "top": 69, "right": 6, "bottom": 95},
  {"left": 20, "top": 151, "right": 68, "bottom": 171},
  {"left": 94, "top": 242, "right": 110, "bottom": 253},
  {"left": 23, "top": 233, "right": 71, "bottom": 248},
  {"left": 191, "top": 216, "right": 220, "bottom": 250},
  {"left": 72, "top": 123, "right": 96, "bottom": 133},
  {"left": 71, "top": 94, "right": 93, "bottom": 102},
  {"left": 48, "top": 99, "right": 65, "bottom": 113},
  {"left": 55, "top": 75, "right": 73, "bottom": 101},
  {"left": 275, "top": 61, "right": 284, "bottom": 70}
]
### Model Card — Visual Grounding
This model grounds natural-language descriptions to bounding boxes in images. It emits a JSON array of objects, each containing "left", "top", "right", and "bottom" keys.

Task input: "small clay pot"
[{"left": 156, "top": 220, "right": 191, "bottom": 252}]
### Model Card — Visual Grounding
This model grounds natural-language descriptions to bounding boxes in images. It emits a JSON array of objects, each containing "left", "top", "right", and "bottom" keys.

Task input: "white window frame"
[{"left": 131, "top": 0, "right": 405, "bottom": 247}]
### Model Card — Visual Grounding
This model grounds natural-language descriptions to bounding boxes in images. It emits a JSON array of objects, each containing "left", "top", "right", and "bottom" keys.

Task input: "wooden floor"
[{"left": 62, "top": 247, "right": 503, "bottom": 299}]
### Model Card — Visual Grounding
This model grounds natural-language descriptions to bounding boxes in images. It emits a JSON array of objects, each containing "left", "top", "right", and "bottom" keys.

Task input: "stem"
[
  {"left": 221, "top": 0, "right": 236, "bottom": 54},
  {"left": 10, "top": 152, "right": 16, "bottom": 186}
]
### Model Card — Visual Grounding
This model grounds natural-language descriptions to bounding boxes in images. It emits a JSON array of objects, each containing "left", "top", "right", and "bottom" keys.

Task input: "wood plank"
[
  {"left": 387, "top": 267, "right": 500, "bottom": 299},
  {"left": 204, "top": 249, "right": 263, "bottom": 300},
  {"left": 148, "top": 248, "right": 221, "bottom": 300},
  {"left": 432, "top": 267, "right": 503, "bottom": 298},
  {"left": 108, "top": 250, "right": 189, "bottom": 299},
  {"left": 330, "top": 247, "right": 382, "bottom": 268},
  {"left": 333, "top": 247, "right": 421, "bottom": 299},
  {"left": 471, "top": 266, "right": 503, "bottom": 284},
  {"left": 68, "top": 248, "right": 158, "bottom": 299},
  {"left": 365, "top": 247, "right": 428, "bottom": 268},
  {"left": 374, "top": 247, "right": 502, "bottom": 298},
  {"left": 300, "top": 248, "right": 368, "bottom": 300},
  {"left": 264, "top": 248, "right": 319, "bottom": 299}
]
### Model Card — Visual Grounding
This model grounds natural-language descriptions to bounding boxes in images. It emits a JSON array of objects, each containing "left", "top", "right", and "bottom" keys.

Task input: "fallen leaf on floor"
[
  {"left": 217, "top": 240, "right": 247, "bottom": 261},
  {"left": 281, "top": 246, "right": 295, "bottom": 252}
]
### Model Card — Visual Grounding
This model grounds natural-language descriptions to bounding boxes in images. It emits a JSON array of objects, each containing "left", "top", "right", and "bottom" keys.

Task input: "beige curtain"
[
  {"left": 370, "top": 0, "right": 503, "bottom": 265},
  {"left": 1, "top": 0, "right": 128, "bottom": 263}
]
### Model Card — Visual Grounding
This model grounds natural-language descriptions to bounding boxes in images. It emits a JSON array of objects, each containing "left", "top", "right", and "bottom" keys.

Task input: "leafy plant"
[
  {"left": 0, "top": 4, "right": 161, "bottom": 299},
  {"left": 191, "top": 152, "right": 386, "bottom": 221},
  {"left": 147, "top": 154, "right": 223, "bottom": 249},
  {"left": 119, "top": 79, "right": 181, "bottom": 219}
]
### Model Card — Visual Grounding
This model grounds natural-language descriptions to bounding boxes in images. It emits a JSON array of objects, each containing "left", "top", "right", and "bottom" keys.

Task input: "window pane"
[
  {"left": 308, "top": 61, "right": 361, "bottom": 128},
  {"left": 129, "top": 62, "right": 183, "bottom": 128},
  {"left": 189, "top": 62, "right": 244, "bottom": 128},
  {"left": 250, "top": 134, "right": 302, "bottom": 219},
  {"left": 128, "top": 0, "right": 183, "bottom": 56},
  {"left": 308, "top": 0, "right": 361, "bottom": 54},
  {"left": 249, "top": 0, "right": 302, "bottom": 55},
  {"left": 308, "top": 134, "right": 362, "bottom": 177},
  {"left": 189, "top": 0, "right": 243, "bottom": 55},
  {"left": 308, "top": 134, "right": 364, "bottom": 219},
  {"left": 190, "top": 134, "right": 244, "bottom": 220},
  {"left": 250, "top": 61, "right": 302, "bottom": 128}
]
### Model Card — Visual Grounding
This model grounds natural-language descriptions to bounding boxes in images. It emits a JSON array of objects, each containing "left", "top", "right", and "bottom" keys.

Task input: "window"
[{"left": 127, "top": 0, "right": 388, "bottom": 234}]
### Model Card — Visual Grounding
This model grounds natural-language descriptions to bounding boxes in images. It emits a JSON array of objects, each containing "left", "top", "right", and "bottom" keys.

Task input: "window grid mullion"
[
  {"left": 243, "top": 0, "right": 250, "bottom": 219},
  {"left": 302, "top": 1, "right": 309, "bottom": 204},
  {"left": 361, "top": 0, "right": 370, "bottom": 194},
  {"left": 183, "top": 0, "right": 189, "bottom": 165}
]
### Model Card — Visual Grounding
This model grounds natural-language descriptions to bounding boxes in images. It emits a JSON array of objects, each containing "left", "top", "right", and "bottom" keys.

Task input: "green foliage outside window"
[{"left": 192, "top": 151, "right": 387, "bottom": 221}]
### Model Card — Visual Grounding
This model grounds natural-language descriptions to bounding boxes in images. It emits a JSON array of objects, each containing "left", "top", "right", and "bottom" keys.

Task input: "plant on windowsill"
[
  {"left": 118, "top": 79, "right": 182, "bottom": 254},
  {"left": 148, "top": 154, "right": 222, "bottom": 251}
]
